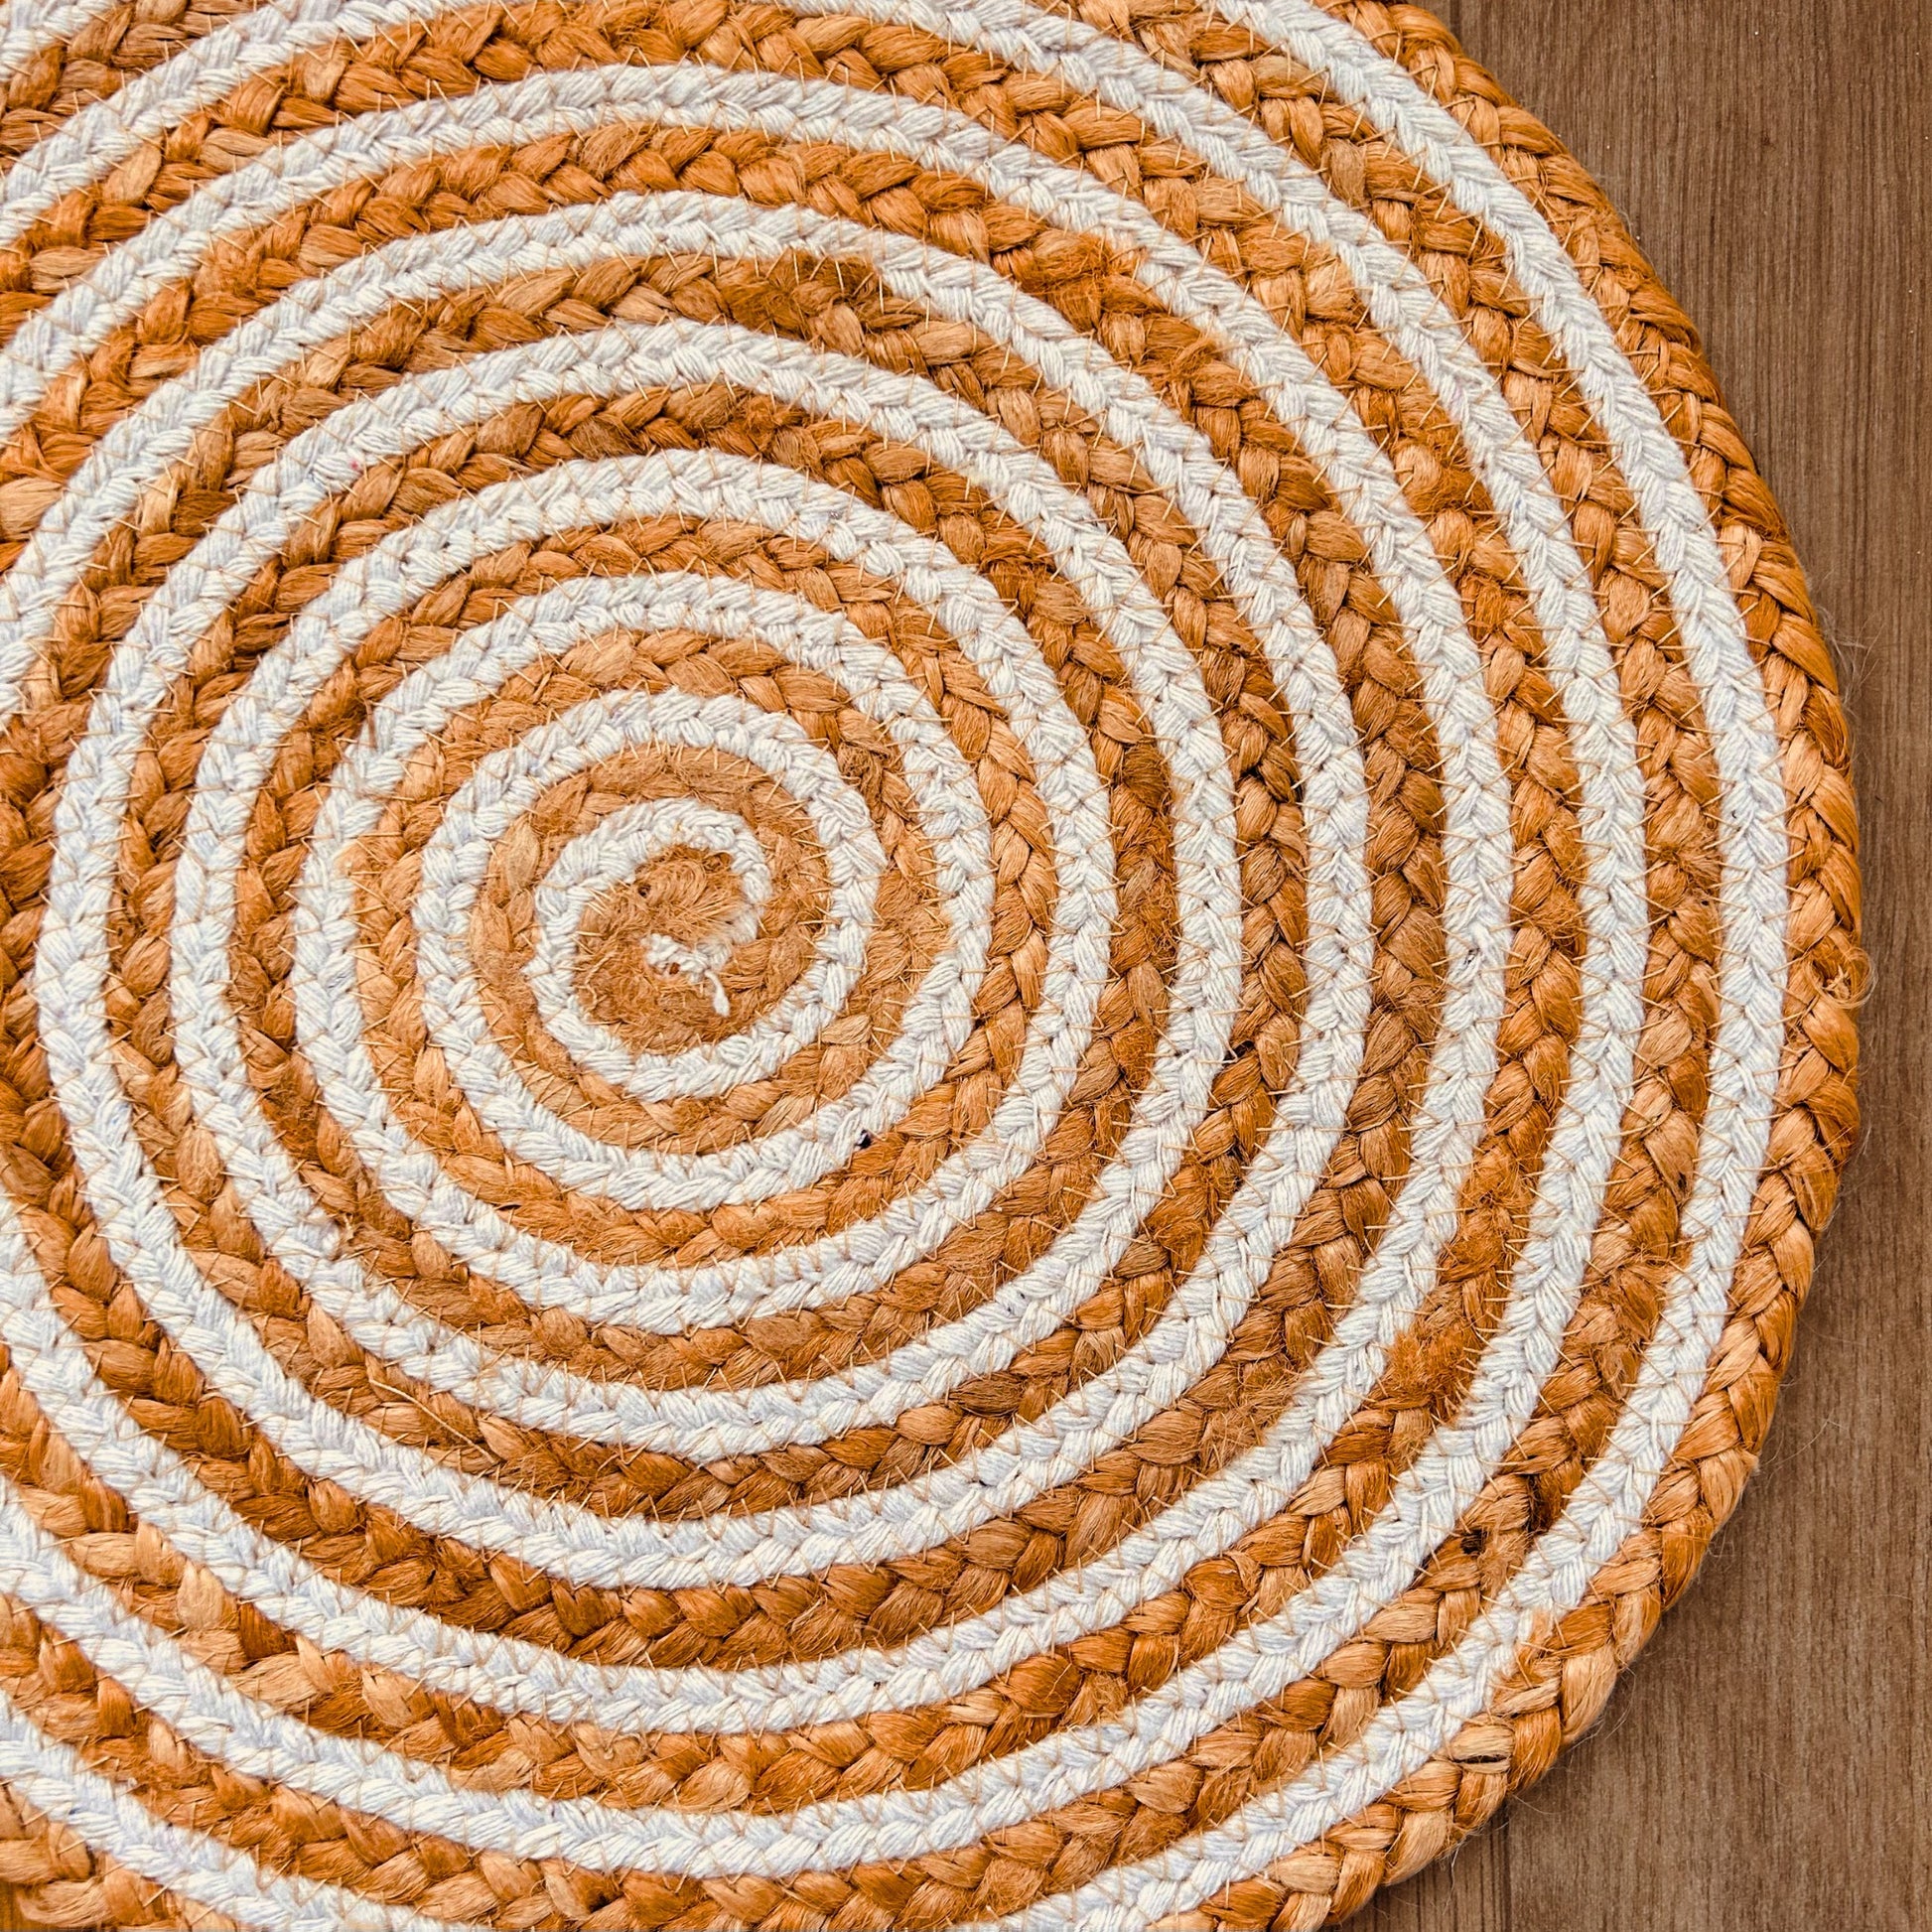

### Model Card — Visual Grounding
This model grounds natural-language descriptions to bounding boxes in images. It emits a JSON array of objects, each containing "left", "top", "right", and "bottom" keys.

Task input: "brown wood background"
[
  {"left": 1355, "top": 3, "right": 1930, "bottom": 1928},
  {"left": 3, "top": 2, "right": 1926, "bottom": 1927}
]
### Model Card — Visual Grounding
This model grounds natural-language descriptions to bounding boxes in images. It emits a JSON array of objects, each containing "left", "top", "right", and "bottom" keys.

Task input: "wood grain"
[
  {"left": 0, "top": 5, "right": 1923, "bottom": 1929},
  {"left": 1361, "top": 3, "right": 1931, "bottom": 1926}
]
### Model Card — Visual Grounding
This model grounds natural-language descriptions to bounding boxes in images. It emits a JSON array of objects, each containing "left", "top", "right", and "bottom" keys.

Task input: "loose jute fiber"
[{"left": 0, "top": 1, "right": 1862, "bottom": 1925}]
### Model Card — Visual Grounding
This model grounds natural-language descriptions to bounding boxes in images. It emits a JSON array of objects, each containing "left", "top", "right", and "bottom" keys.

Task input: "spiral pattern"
[{"left": 0, "top": 2, "right": 1860, "bottom": 1926}]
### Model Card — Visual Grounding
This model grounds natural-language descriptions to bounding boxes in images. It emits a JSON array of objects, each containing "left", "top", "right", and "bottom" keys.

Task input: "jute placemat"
[{"left": 0, "top": 1, "right": 1861, "bottom": 1925}]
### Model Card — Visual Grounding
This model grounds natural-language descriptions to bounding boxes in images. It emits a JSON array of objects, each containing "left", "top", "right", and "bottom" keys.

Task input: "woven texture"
[{"left": 0, "top": 0, "right": 1861, "bottom": 1925}]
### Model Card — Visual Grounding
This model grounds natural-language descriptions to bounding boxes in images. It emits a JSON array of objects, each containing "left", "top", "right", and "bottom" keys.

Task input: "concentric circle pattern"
[{"left": 0, "top": 1, "right": 1861, "bottom": 1925}]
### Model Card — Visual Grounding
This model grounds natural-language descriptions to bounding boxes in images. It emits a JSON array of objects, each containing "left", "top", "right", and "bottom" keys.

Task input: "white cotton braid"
[
  {"left": 0, "top": 0, "right": 1840, "bottom": 1924},
  {"left": 0, "top": 1616, "right": 478, "bottom": 1932},
  {"left": 528, "top": 797, "right": 779, "bottom": 1028},
  {"left": 34, "top": 337, "right": 1253, "bottom": 1590},
  {"left": 0, "top": 18, "right": 1514, "bottom": 1630},
  {"left": 0, "top": 41, "right": 1545, "bottom": 1692},
  {"left": 177, "top": 486, "right": 1146, "bottom": 1463},
  {"left": 192, "top": 460, "right": 1110, "bottom": 1336},
  {"left": 315, "top": 622, "right": 992, "bottom": 1215},
  {"left": 984, "top": 6, "right": 1802, "bottom": 1923},
  {"left": 523, "top": 784, "right": 845, "bottom": 1099}
]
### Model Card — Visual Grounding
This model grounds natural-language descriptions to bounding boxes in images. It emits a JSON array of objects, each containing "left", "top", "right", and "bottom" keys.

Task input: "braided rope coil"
[{"left": 0, "top": 1, "right": 1861, "bottom": 1925}]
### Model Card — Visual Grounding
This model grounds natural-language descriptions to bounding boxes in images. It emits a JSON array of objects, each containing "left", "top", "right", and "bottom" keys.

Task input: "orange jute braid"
[{"left": 0, "top": 0, "right": 1859, "bottom": 1926}]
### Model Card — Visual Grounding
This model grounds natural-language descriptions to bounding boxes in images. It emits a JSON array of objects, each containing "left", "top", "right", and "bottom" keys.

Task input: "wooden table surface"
[
  {"left": 2, "top": 3, "right": 1925, "bottom": 1928},
  {"left": 1355, "top": 4, "right": 1930, "bottom": 1928}
]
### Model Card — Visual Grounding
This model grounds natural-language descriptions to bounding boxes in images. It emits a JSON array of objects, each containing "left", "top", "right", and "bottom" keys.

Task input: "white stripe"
[
  {"left": 0, "top": 0, "right": 104, "bottom": 89},
  {"left": 0, "top": 0, "right": 470, "bottom": 255},
  {"left": 276, "top": 547, "right": 1105, "bottom": 1454},
  {"left": 525, "top": 782, "right": 857, "bottom": 1101},
  {"left": 0, "top": 7, "right": 1723, "bottom": 1862},
  {"left": 37, "top": 321, "right": 1259, "bottom": 1588},
  {"left": 0, "top": 1658, "right": 464, "bottom": 1931},
  {"left": 197, "top": 468, "right": 1105, "bottom": 1337},
  {"left": 306, "top": 571, "right": 999, "bottom": 1215},
  {"left": 0, "top": 41, "right": 1630, "bottom": 1738},
  {"left": 986, "top": 3, "right": 1795, "bottom": 1916},
  {"left": 291, "top": 564, "right": 1112, "bottom": 1455}
]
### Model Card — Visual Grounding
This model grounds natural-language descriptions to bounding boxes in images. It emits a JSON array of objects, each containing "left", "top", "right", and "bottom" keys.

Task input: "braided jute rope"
[{"left": 0, "top": 0, "right": 1861, "bottom": 1924}]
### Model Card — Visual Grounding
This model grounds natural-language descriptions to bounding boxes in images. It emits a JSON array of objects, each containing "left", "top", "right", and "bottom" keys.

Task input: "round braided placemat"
[{"left": 0, "top": 1, "right": 1862, "bottom": 1926}]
